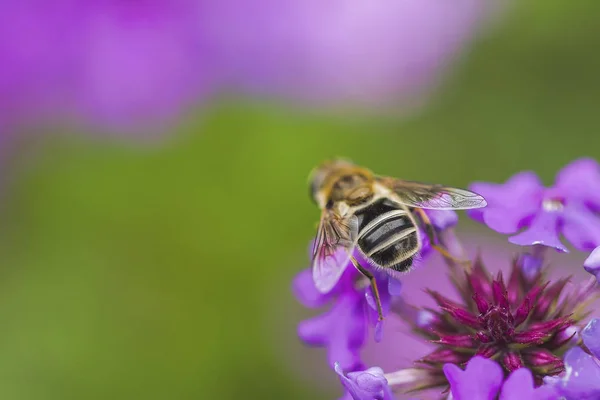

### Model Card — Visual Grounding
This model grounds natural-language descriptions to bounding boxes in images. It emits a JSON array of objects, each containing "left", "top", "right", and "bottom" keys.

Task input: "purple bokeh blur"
[{"left": 0, "top": 0, "right": 489, "bottom": 139}]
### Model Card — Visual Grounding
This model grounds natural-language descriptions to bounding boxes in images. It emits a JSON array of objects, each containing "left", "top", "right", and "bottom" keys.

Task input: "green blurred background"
[{"left": 1, "top": 1, "right": 600, "bottom": 399}]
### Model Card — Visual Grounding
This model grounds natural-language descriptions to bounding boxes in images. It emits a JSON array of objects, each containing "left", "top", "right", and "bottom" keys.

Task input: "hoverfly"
[{"left": 308, "top": 159, "right": 487, "bottom": 321}]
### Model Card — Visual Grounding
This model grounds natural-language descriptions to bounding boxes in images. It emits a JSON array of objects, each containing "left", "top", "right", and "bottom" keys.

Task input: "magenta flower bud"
[
  {"left": 419, "top": 348, "right": 466, "bottom": 365},
  {"left": 502, "top": 352, "right": 524, "bottom": 372},
  {"left": 522, "top": 349, "right": 563, "bottom": 369},
  {"left": 513, "top": 297, "right": 532, "bottom": 327},
  {"left": 492, "top": 275, "right": 509, "bottom": 309},
  {"left": 472, "top": 292, "right": 489, "bottom": 314},
  {"left": 396, "top": 252, "right": 595, "bottom": 391},
  {"left": 435, "top": 334, "right": 476, "bottom": 348},
  {"left": 512, "top": 330, "right": 548, "bottom": 345}
]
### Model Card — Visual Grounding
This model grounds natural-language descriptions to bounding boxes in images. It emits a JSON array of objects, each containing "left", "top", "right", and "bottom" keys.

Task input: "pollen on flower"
[{"left": 541, "top": 198, "right": 564, "bottom": 212}]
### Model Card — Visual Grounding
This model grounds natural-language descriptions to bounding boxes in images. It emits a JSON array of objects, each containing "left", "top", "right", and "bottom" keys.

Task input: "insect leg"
[
  {"left": 350, "top": 256, "right": 384, "bottom": 321},
  {"left": 413, "top": 208, "right": 467, "bottom": 264}
]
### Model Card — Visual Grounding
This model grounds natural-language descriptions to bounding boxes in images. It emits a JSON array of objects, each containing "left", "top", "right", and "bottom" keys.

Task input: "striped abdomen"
[{"left": 355, "top": 198, "right": 419, "bottom": 272}]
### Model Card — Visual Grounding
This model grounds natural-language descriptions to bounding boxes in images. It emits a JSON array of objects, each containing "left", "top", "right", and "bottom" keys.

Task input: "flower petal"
[
  {"left": 554, "top": 158, "right": 600, "bottom": 210},
  {"left": 500, "top": 368, "right": 559, "bottom": 400},
  {"left": 468, "top": 172, "right": 543, "bottom": 234},
  {"left": 388, "top": 277, "right": 403, "bottom": 296},
  {"left": 562, "top": 204, "right": 600, "bottom": 251},
  {"left": 583, "top": 246, "right": 600, "bottom": 284},
  {"left": 581, "top": 318, "right": 600, "bottom": 360},
  {"left": 298, "top": 291, "right": 366, "bottom": 370},
  {"left": 544, "top": 347, "right": 600, "bottom": 400},
  {"left": 425, "top": 209, "right": 458, "bottom": 230},
  {"left": 509, "top": 211, "right": 567, "bottom": 252},
  {"left": 292, "top": 268, "right": 332, "bottom": 308},
  {"left": 443, "top": 356, "right": 503, "bottom": 400}
]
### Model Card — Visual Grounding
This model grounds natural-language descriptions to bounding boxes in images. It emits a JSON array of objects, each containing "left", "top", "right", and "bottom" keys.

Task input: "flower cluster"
[
  {"left": 294, "top": 158, "right": 600, "bottom": 400},
  {"left": 395, "top": 251, "right": 596, "bottom": 393},
  {"left": 468, "top": 158, "right": 600, "bottom": 253}
]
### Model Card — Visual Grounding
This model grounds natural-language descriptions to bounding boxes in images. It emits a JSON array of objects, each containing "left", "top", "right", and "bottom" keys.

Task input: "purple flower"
[
  {"left": 544, "top": 347, "right": 600, "bottom": 400},
  {"left": 209, "top": 0, "right": 487, "bottom": 109},
  {"left": 582, "top": 318, "right": 600, "bottom": 359},
  {"left": 443, "top": 356, "right": 559, "bottom": 400},
  {"left": 67, "top": 0, "right": 217, "bottom": 134},
  {"left": 335, "top": 363, "right": 394, "bottom": 400},
  {"left": 0, "top": 1, "right": 75, "bottom": 132},
  {"left": 584, "top": 246, "right": 600, "bottom": 284},
  {"left": 1, "top": 0, "right": 490, "bottom": 137},
  {"left": 389, "top": 249, "right": 597, "bottom": 392},
  {"left": 293, "top": 264, "right": 399, "bottom": 371},
  {"left": 468, "top": 158, "right": 600, "bottom": 252},
  {"left": 1, "top": 0, "right": 215, "bottom": 135},
  {"left": 295, "top": 231, "right": 599, "bottom": 399}
]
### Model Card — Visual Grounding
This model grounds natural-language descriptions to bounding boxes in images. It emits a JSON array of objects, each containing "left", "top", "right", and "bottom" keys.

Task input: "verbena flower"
[
  {"left": 293, "top": 258, "right": 400, "bottom": 371},
  {"left": 443, "top": 356, "right": 558, "bottom": 400},
  {"left": 543, "top": 318, "right": 600, "bottom": 399},
  {"left": 397, "top": 252, "right": 595, "bottom": 390},
  {"left": 323, "top": 250, "right": 596, "bottom": 400},
  {"left": 294, "top": 160, "right": 600, "bottom": 400},
  {"left": 467, "top": 158, "right": 600, "bottom": 253}
]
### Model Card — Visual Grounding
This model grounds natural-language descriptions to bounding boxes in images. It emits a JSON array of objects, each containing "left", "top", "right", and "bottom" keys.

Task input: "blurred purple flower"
[
  {"left": 1, "top": 0, "right": 489, "bottom": 136},
  {"left": 468, "top": 158, "right": 600, "bottom": 252},
  {"left": 68, "top": 0, "right": 217, "bottom": 133},
  {"left": 209, "top": 0, "right": 486, "bottom": 109},
  {"left": 0, "top": 2, "right": 74, "bottom": 133},
  {"left": 1, "top": 0, "right": 214, "bottom": 135},
  {"left": 444, "top": 356, "right": 559, "bottom": 400},
  {"left": 293, "top": 262, "right": 399, "bottom": 372}
]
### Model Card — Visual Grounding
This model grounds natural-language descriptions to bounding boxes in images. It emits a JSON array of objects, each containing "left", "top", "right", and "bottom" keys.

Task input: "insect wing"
[
  {"left": 379, "top": 177, "right": 487, "bottom": 210},
  {"left": 311, "top": 211, "right": 359, "bottom": 293}
]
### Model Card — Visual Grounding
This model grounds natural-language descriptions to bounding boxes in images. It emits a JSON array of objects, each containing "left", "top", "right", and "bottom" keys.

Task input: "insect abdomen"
[{"left": 355, "top": 198, "right": 419, "bottom": 272}]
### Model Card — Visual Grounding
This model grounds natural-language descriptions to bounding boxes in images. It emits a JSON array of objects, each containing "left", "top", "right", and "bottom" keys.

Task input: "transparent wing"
[
  {"left": 311, "top": 210, "right": 359, "bottom": 293},
  {"left": 378, "top": 177, "right": 487, "bottom": 210}
]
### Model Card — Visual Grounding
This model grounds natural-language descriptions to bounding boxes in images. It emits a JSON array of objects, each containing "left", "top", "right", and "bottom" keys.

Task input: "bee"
[{"left": 308, "top": 159, "right": 487, "bottom": 320}]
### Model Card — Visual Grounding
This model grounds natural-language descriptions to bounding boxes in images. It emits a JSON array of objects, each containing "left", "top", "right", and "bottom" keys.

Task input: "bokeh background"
[{"left": 1, "top": 1, "right": 599, "bottom": 399}]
